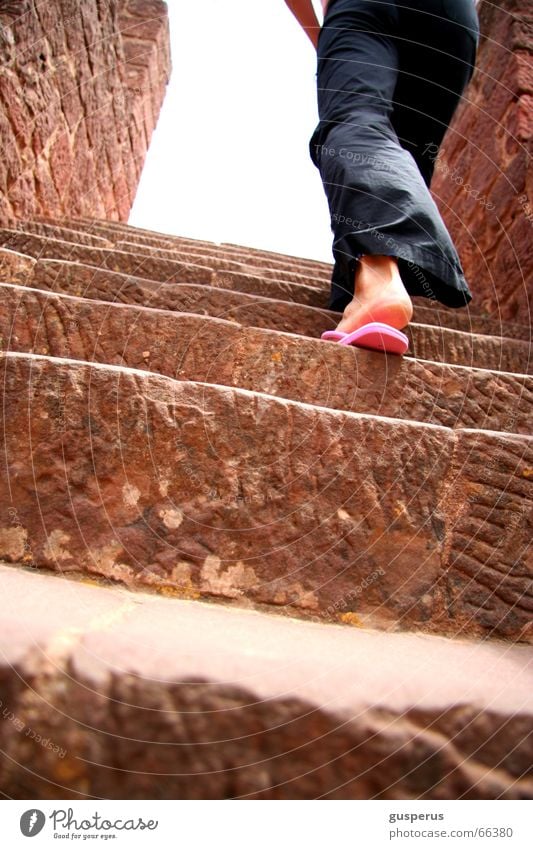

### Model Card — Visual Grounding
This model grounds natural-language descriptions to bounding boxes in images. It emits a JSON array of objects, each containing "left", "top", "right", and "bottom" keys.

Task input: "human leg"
[
  {"left": 309, "top": 0, "right": 477, "bottom": 323},
  {"left": 390, "top": 0, "right": 480, "bottom": 187}
]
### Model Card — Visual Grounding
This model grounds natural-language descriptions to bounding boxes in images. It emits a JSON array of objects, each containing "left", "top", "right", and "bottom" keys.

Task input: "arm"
[{"left": 284, "top": 0, "right": 321, "bottom": 49}]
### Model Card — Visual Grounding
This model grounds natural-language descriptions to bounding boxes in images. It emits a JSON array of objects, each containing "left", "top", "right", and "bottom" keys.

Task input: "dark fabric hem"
[{"left": 327, "top": 240, "right": 473, "bottom": 313}]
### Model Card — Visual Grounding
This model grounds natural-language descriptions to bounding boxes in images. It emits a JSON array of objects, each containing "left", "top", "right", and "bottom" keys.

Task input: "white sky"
[{"left": 129, "top": 0, "right": 333, "bottom": 263}]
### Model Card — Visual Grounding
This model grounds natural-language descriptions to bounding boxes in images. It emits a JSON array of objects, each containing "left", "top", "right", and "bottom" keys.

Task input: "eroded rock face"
[
  {"left": 0, "top": 0, "right": 170, "bottom": 224},
  {"left": 0, "top": 351, "right": 531, "bottom": 641},
  {"left": 432, "top": 0, "right": 533, "bottom": 322},
  {"left": 0, "top": 566, "right": 532, "bottom": 800}
]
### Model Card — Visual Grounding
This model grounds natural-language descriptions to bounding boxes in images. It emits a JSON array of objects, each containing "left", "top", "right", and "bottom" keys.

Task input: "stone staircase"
[{"left": 0, "top": 217, "right": 532, "bottom": 799}]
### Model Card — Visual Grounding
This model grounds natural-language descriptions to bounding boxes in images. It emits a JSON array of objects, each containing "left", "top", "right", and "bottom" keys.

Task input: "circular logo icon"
[{"left": 20, "top": 810, "right": 46, "bottom": 837}]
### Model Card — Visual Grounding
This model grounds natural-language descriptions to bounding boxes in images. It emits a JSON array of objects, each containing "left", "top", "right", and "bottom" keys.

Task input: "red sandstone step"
[
  {"left": 0, "top": 564, "right": 532, "bottom": 799},
  {"left": 53, "top": 215, "right": 334, "bottom": 278},
  {"left": 3, "top": 253, "right": 531, "bottom": 374},
  {"left": 56, "top": 216, "right": 532, "bottom": 339},
  {"left": 1, "top": 351, "right": 531, "bottom": 641},
  {"left": 2, "top": 248, "right": 323, "bottom": 331},
  {"left": 9, "top": 221, "right": 114, "bottom": 248},
  {"left": 1, "top": 283, "right": 531, "bottom": 434},
  {"left": 31, "top": 219, "right": 333, "bottom": 299},
  {"left": 406, "top": 322, "right": 532, "bottom": 375},
  {"left": 0, "top": 247, "right": 35, "bottom": 286},
  {"left": 8, "top": 221, "right": 533, "bottom": 342},
  {"left": 112, "top": 237, "right": 328, "bottom": 287},
  {"left": 62, "top": 217, "right": 528, "bottom": 341},
  {"left": 411, "top": 305, "right": 531, "bottom": 343},
  {"left": 29, "top": 220, "right": 331, "bottom": 287},
  {"left": 0, "top": 229, "right": 327, "bottom": 308},
  {"left": 49, "top": 214, "right": 531, "bottom": 340}
]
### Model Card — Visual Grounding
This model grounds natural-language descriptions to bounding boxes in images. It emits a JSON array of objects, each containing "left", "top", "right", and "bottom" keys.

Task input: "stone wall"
[
  {"left": 431, "top": 0, "right": 533, "bottom": 321},
  {"left": 0, "top": 0, "right": 170, "bottom": 224}
]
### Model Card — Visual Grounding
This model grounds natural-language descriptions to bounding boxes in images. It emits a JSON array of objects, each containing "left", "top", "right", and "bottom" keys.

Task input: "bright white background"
[{"left": 129, "top": 0, "right": 333, "bottom": 262}]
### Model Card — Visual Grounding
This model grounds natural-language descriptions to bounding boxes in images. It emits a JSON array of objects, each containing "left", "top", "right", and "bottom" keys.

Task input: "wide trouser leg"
[
  {"left": 391, "top": 0, "right": 479, "bottom": 188},
  {"left": 309, "top": 0, "right": 480, "bottom": 313}
]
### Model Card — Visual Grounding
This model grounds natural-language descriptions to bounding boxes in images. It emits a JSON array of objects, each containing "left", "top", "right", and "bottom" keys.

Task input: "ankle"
[{"left": 355, "top": 254, "right": 400, "bottom": 293}]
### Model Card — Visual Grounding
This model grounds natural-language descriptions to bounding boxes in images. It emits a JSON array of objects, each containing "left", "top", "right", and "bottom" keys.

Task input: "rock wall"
[
  {"left": 0, "top": 0, "right": 170, "bottom": 223},
  {"left": 431, "top": 0, "right": 533, "bottom": 321}
]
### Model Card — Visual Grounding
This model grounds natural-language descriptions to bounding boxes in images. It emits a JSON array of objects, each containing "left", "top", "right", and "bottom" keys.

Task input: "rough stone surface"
[
  {"left": 0, "top": 246, "right": 35, "bottom": 285},
  {"left": 1, "top": 0, "right": 530, "bottom": 802},
  {"left": 0, "top": 0, "right": 170, "bottom": 224},
  {"left": 1, "top": 282, "right": 532, "bottom": 432},
  {"left": 431, "top": 0, "right": 533, "bottom": 321},
  {"left": 0, "top": 227, "right": 332, "bottom": 307},
  {"left": 0, "top": 215, "right": 532, "bottom": 801},
  {"left": 1, "top": 351, "right": 531, "bottom": 641},
  {"left": 0, "top": 565, "right": 532, "bottom": 800},
  {"left": 1, "top": 241, "right": 530, "bottom": 374},
  {"left": 30, "top": 215, "right": 533, "bottom": 341},
  {"left": 56, "top": 215, "right": 335, "bottom": 280}
]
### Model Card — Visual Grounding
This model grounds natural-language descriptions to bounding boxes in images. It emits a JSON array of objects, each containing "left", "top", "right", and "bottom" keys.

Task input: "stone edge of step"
[
  {"left": 3, "top": 348, "right": 533, "bottom": 441},
  {"left": 1, "top": 280, "right": 531, "bottom": 381},
  {"left": 2, "top": 562, "right": 532, "bottom": 718}
]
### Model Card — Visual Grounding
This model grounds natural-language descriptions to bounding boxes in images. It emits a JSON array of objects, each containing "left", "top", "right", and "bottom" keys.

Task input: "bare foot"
[{"left": 335, "top": 254, "right": 413, "bottom": 333}]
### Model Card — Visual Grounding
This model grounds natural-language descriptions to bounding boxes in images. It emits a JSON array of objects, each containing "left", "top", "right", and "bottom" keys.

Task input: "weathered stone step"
[
  {"left": 54, "top": 215, "right": 334, "bottom": 278},
  {"left": 1, "top": 352, "right": 531, "bottom": 641},
  {"left": 3, "top": 255, "right": 531, "bottom": 374},
  {"left": 22, "top": 221, "right": 331, "bottom": 289},
  {"left": 0, "top": 248, "right": 36, "bottom": 286},
  {"left": 61, "top": 216, "right": 529, "bottom": 339},
  {"left": 112, "top": 237, "right": 328, "bottom": 287},
  {"left": 8, "top": 221, "right": 114, "bottom": 249},
  {"left": 57, "top": 217, "right": 532, "bottom": 339},
  {"left": 2, "top": 283, "right": 532, "bottom": 434},
  {"left": 407, "top": 323, "right": 532, "bottom": 375},
  {"left": 412, "top": 305, "right": 531, "bottom": 343},
  {"left": 0, "top": 229, "right": 327, "bottom": 308},
  {"left": 29, "top": 215, "right": 331, "bottom": 291},
  {"left": 10, "top": 221, "right": 533, "bottom": 342},
  {"left": 1, "top": 564, "right": 532, "bottom": 799}
]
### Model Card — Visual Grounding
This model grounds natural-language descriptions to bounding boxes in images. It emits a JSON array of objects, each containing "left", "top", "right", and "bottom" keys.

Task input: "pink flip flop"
[{"left": 321, "top": 322, "right": 409, "bottom": 355}]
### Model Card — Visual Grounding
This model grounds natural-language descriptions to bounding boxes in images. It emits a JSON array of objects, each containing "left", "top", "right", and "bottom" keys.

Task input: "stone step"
[
  {"left": 1, "top": 282, "right": 532, "bottom": 434},
  {"left": 57, "top": 216, "right": 529, "bottom": 336},
  {"left": 53, "top": 215, "right": 334, "bottom": 278},
  {"left": 406, "top": 323, "right": 532, "bottom": 375},
  {"left": 1, "top": 351, "right": 531, "bottom": 641},
  {"left": 1, "top": 564, "right": 532, "bottom": 799},
  {"left": 0, "top": 247, "right": 36, "bottom": 286},
  {"left": 0, "top": 229, "right": 327, "bottom": 308},
  {"left": 12, "top": 221, "right": 533, "bottom": 342},
  {"left": 411, "top": 304, "right": 531, "bottom": 343},
  {"left": 112, "top": 237, "right": 328, "bottom": 287},
  {"left": 57, "top": 216, "right": 532, "bottom": 340},
  {"left": 8, "top": 221, "right": 114, "bottom": 249},
  {"left": 3, "top": 254, "right": 531, "bottom": 374},
  {"left": 32, "top": 218, "right": 330, "bottom": 287}
]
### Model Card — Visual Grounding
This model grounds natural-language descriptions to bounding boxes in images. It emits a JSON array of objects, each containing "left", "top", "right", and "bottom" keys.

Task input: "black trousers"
[{"left": 309, "top": 0, "right": 480, "bottom": 312}]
